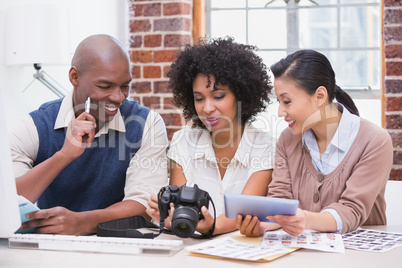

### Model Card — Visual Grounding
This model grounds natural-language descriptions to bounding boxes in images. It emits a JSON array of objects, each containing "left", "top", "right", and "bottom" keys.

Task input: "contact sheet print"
[
  {"left": 342, "top": 228, "right": 402, "bottom": 253},
  {"left": 262, "top": 230, "right": 345, "bottom": 253},
  {"left": 187, "top": 228, "right": 402, "bottom": 262},
  {"left": 186, "top": 237, "right": 294, "bottom": 261}
]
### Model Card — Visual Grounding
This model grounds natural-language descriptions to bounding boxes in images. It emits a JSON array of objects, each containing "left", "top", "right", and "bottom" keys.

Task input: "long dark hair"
[{"left": 270, "top": 49, "right": 359, "bottom": 116}]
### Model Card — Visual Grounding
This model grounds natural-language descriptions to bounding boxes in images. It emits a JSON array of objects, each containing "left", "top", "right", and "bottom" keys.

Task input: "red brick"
[
  {"left": 384, "top": 26, "right": 402, "bottom": 42},
  {"left": 154, "top": 18, "right": 191, "bottom": 31},
  {"left": 154, "top": 50, "right": 179, "bottom": 63},
  {"left": 385, "top": 44, "right": 402, "bottom": 59},
  {"left": 384, "top": 0, "right": 402, "bottom": 7},
  {"left": 131, "top": 65, "right": 141, "bottom": 79},
  {"left": 386, "top": 114, "right": 402, "bottom": 129},
  {"left": 390, "top": 132, "right": 402, "bottom": 149},
  {"left": 129, "top": 96, "right": 141, "bottom": 104},
  {"left": 144, "top": 35, "right": 162, "bottom": 47},
  {"left": 163, "top": 2, "right": 191, "bottom": 16},
  {"left": 143, "top": 66, "right": 161, "bottom": 78},
  {"left": 161, "top": 113, "right": 184, "bottom": 127},
  {"left": 142, "top": 3, "right": 161, "bottom": 16},
  {"left": 385, "top": 80, "right": 402, "bottom": 94},
  {"left": 130, "top": 51, "right": 152, "bottom": 63},
  {"left": 163, "top": 97, "right": 180, "bottom": 110},
  {"left": 130, "top": 4, "right": 143, "bottom": 17},
  {"left": 129, "top": 35, "right": 142, "bottom": 48},
  {"left": 143, "top": 96, "right": 161, "bottom": 109},
  {"left": 389, "top": 169, "right": 402, "bottom": 181},
  {"left": 163, "top": 97, "right": 173, "bottom": 107},
  {"left": 163, "top": 65, "right": 171, "bottom": 78},
  {"left": 129, "top": 19, "right": 152, "bottom": 33},
  {"left": 385, "top": 9, "right": 402, "bottom": 24},
  {"left": 154, "top": 81, "right": 170, "bottom": 93},
  {"left": 394, "top": 151, "right": 402, "bottom": 165},
  {"left": 131, "top": 82, "right": 152, "bottom": 94},
  {"left": 164, "top": 34, "right": 192, "bottom": 47},
  {"left": 166, "top": 127, "right": 183, "bottom": 141},
  {"left": 386, "top": 97, "right": 402, "bottom": 112},
  {"left": 386, "top": 62, "right": 402, "bottom": 76}
]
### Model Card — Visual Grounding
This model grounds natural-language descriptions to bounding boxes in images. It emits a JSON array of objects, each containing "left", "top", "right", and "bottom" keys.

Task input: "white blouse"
[{"left": 167, "top": 123, "right": 275, "bottom": 215}]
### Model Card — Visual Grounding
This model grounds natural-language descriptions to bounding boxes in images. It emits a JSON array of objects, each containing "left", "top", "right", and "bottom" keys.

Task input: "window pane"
[
  {"left": 256, "top": 51, "right": 287, "bottom": 69},
  {"left": 323, "top": 50, "right": 380, "bottom": 89},
  {"left": 340, "top": 0, "right": 379, "bottom": 4},
  {"left": 299, "top": 8, "right": 337, "bottom": 48},
  {"left": 249, "top": 0, "right": 286, "bottom": 8},
  {"left": 340, "top": 7, "right": 380, "bottom": 48},
  {"left": 210, "top": 10, "right": 246, "bottom": 43},
  {"left": 249, "top": 10, "right": 287, "bottom": 49},
  {"left": 354, "top": 99, "right": 381, "bottom": 126},
  {"left": 210, "top": 0, "right": 246, "bottom": 8},
  {"left": 299, "top": 0, "right": 338, "bottom": 6}
]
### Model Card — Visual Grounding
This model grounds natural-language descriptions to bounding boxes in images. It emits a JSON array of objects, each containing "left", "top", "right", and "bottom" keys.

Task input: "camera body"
[{"left": 158, "top": 183, "right": 210, "bottom": 238}]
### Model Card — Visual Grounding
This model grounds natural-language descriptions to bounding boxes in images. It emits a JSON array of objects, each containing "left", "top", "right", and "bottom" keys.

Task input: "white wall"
[{"left": 0, "top": 0, "right": 128, "bottom": 128}]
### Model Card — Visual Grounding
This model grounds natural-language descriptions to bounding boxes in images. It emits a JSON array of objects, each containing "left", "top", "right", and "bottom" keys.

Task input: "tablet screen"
[{"left": 224, "top": 193, "right": 299, "bottom": 222}]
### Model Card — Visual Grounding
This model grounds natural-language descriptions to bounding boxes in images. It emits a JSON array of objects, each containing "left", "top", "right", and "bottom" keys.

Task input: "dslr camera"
[{"left": 158, "top": 183, "right": 213, "bottom": 238}]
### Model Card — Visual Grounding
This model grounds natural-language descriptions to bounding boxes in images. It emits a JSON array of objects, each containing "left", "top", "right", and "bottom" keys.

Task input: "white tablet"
[{"left": 224, "top": 193, "right": 299, "bottom": 222}]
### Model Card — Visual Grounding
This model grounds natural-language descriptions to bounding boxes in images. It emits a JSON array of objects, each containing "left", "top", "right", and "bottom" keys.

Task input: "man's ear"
[
  {"left": 69, "top": 66, "right": 79, "bottom": 87},
  {"left": 315, "top": 86, "right": 328, "bottom": 107}
]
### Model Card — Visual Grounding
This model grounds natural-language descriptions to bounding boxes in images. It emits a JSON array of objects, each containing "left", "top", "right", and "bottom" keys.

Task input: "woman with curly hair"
[{"left": 146, "top": 37, "right": 275, "bottom": 236}]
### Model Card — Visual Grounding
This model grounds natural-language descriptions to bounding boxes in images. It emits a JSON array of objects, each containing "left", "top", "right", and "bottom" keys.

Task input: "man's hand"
[
  {"left": 21, "top": 207, "right": 86, "bottom": 235},
  {"left": 60, "top": 112, "right": 96, "bottom": 161}
]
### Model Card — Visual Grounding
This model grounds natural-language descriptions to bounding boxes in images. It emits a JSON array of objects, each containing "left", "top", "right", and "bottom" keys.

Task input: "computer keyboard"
[{"left": 8, "top": 233, "right": 183, "bottom": 255}]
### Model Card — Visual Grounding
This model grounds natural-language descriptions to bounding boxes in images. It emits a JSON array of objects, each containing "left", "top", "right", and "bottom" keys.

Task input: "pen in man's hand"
[{"left": 85, "top": 97, "right": 91, "bottom": 113}]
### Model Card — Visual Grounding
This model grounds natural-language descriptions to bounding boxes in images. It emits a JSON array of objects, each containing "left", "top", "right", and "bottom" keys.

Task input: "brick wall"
[
  {"left": 128, "top": 0, "right": 193, "bottom": 140},
  {"left": 384, "top": 0, "right": 402, "bottom": 181}
]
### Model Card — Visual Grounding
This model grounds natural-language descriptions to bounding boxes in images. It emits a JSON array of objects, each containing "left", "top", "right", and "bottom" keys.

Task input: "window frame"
[{"left": 204, "top": 0, "right": 382, "bottom": 99}]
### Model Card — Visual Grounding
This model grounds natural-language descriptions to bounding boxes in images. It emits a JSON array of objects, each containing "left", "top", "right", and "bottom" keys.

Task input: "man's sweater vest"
[{"left": 30, "top": 98, "right": 150, "bottom": 212}]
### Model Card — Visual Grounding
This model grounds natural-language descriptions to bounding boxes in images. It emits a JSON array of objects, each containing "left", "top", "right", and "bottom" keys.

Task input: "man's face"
[{"left": 74, "top": 58, "right": 132, "bottom": 124}]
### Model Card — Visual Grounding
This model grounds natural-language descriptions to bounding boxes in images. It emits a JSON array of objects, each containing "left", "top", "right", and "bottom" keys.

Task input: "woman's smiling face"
[
  {"left": 275, "top": 77, "right": 320, "bottom": 136},
  {"left": 193, "top": 73, "right": 239, "bottom": 133}
]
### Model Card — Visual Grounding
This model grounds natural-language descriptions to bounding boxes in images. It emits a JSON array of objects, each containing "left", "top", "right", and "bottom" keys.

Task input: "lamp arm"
[{"left": 32, "top": 64, "right": 68, "bottom": 98}]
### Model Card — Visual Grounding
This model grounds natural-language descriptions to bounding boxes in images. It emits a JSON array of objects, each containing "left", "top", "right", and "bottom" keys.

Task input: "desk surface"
[{"left": 1, "top": 226, "right": 401, "bottom": 268}]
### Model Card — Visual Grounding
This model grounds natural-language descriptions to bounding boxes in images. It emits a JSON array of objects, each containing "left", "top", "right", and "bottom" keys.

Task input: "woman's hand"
[
  {"left": 146, "top": 194, "right": 173, "bottom": 229},
  {"left": 196, "top": 206, "right": 215, "bottom": 236},
  {"left": 267, "top": 208, "right": 306, "bottom": 236},
  {"left": 236, "top": 214, "right": 266, "bottom": 237}
]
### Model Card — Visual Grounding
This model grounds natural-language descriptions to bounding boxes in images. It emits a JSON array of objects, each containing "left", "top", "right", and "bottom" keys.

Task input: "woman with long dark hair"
[{"left": 237, "top": 49, "right": 393, "bottom": 236}]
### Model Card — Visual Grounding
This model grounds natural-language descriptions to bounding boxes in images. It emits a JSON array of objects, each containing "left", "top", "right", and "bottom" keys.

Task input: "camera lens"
[{"left": 171, "top": 206, "right": 199, "bottom": 238}]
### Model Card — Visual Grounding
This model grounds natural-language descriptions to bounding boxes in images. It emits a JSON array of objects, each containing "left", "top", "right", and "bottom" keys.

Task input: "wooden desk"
[{"left": 0, "top": 226, "right": 401, "bottom": 268}]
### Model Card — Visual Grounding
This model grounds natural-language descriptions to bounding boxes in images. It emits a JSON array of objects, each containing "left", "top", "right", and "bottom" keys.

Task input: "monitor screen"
[{"left": 0, "top": 89, "right": 21, "bottom": 238}]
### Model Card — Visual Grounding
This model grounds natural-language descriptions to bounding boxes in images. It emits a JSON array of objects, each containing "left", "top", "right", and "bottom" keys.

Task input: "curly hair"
[{"left": 167, "top": 37, "right": 273, "bottom": 129}]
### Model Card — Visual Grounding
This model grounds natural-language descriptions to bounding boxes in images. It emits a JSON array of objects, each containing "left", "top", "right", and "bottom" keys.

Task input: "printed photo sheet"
[
  {"left": 342, "top": 228, "right": 402, "bottom": 253},
  {"left": 186, "top": 237, "right": 294, "bottom": 261},
  {"left": 262, "top": 230, "right": 345, "bottom": 253}
]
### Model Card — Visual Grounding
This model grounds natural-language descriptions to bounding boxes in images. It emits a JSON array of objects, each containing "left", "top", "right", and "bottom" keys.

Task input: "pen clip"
[{"left": 85, "top": 97, "right": 91, "bottom": 113}]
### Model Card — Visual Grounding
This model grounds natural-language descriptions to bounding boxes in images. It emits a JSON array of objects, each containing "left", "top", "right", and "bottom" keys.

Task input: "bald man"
[{"left": 9, "top": 34, "right": 169, "bottom": 235}]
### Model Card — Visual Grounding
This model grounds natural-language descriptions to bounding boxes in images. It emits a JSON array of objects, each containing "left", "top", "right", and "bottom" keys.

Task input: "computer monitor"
[{"left": 0, "top": 89, "right": 21, "bottom": 238}]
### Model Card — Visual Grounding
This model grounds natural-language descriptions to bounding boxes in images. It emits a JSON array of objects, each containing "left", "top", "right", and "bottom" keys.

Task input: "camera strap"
[
  {"left": 97, "top": 196, "right": 217, "bottom": 240},
  {"left": 189, "top": 195, "right": 216, "bottom": 239},
  {"left": 97, "top": 215, "right": 161, "bottom": 239}
]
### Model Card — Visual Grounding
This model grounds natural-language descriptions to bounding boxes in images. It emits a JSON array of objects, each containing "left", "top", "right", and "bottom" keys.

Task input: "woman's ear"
[
  {"left": 315, "top": 86, "right": 328, "bottom": 107},
  {"left": 69, "top": 66, "right": 79, "bottom": 87}
]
